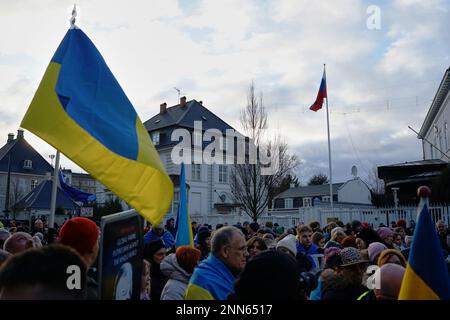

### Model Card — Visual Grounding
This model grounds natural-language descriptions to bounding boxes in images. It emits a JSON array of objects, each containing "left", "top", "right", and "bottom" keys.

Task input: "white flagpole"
[
  {"left": 48, "top": 5, "right": 77, "bottom": 228},
  {"left": 49, "top": 150, "right": 60, "bottom": 228},
  {"left": 324, "top": 64, "right": 333, "bottom": 212}
]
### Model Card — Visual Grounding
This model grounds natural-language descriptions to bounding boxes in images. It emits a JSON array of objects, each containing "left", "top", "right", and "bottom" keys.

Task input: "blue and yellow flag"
[
  {"left": 175, "top": 163, "right": 194, "bottom": 247},
  {"left": 21, "top": 28, "right": 173, "bottom": 224},
  {"left": 399, "top": 198, "right": 450, "bottom": 300}
]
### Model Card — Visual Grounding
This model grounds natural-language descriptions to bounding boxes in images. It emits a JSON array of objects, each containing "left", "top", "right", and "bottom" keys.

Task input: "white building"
[
  {"left": 144, "top": 97, "right": 241, "bottom": 220},
  {"left": 419, "top": 67, "right": 450, "bottom": 161},
  {"left": 270, "top": 176, "right": 372, "bottom": 215}
]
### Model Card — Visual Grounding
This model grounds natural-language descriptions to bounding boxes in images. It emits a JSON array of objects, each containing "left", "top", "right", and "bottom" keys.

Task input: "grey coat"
[{"left": 160, "top": 253, "right": 191, "bottom": 300}]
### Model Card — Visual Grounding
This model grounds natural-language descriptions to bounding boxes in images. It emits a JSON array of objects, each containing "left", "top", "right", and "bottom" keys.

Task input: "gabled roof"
[
  {"left": 14, "top": 179, "right": 80, "bottom": 210},
  {"left": 419, "top": 67, "right": 450, "bottom": 137},
  {"left": 0, "top": 134, "right": 54, "bottom": 175},
  {"left": 144, "top": 99, "right": 237, "bottom": 133},
  {"left": 378, "top": 159, "right": 447, "bottom": 168},
  {"left": 275, "top": 183, "right": 344, "bottom": 199}
]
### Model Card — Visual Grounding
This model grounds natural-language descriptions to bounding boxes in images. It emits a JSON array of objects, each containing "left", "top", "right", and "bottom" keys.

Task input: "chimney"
[
  {"left": 180, "top": 96, "right": 187, "bottom": 108},
  {"left": 7, "top": 133, "right": 14, "bottom": 143},
  {"left": 290, "top": 183, "right": 295, "bottom": 189},
  {"left": 198, "top": 100, "right": 203, "bottom": 105},
  {"left": 17, "top": 129, "right": 24, "bottom": 139},
  {"left": 160, "top": 102, "right": 167, "bottom": 114}
]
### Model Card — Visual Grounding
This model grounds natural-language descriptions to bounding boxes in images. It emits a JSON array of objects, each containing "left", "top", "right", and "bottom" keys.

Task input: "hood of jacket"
[{"left": 160, "top": 253, "right": 191, "bottom": 284}]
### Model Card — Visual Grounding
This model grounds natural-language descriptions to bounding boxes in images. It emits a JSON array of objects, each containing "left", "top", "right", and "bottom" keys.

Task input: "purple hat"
[
  {"left": 377, "top": 227, "right": 394, "bottom": 240},
  {"left": 368, "top": 242, "right": 387, "bottom": 263}
]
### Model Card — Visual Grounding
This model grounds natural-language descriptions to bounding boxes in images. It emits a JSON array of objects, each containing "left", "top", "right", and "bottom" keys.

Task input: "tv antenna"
[{"left": 174, "top": 87, "right": 181, "bottom": 101}]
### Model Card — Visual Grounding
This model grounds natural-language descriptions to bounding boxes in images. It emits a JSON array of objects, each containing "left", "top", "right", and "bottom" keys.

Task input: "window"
[
  {"left": 151, "top": 132, "right": 160, "bottom": 145},
  {"left": 322, "top": 196, "right": 330, "bottom": 202},
  {"left": 191, "top": 164, "right": 201, "bottom": 181},
  {"left": 303, "top": 198, "right": 312, "bottom": 207},
  {"left": 23, "top": 160, "right": 32, "bottom": 169},
  {"left": 31, "top": 179, "right": 39, "bottom": 190},
  {"left": 285, "top": 198, "right": 293, "bottom": 209},
  {"left": 218, "top": 165, "right": 228, "bottom": 183}
]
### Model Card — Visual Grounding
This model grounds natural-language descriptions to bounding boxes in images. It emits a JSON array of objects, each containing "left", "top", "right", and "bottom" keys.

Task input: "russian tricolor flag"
[{"left": 310, "top": 69, "right": 327, "bottom": 112}]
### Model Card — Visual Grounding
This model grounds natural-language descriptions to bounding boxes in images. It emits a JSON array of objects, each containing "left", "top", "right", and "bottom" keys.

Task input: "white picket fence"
[{"left": 186, "top": 205, "right": 450, "bottom": 230}]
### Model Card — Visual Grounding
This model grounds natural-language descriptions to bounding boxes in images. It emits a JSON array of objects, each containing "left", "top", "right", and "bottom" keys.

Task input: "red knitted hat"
[
  {"left": 341, "top": 236, "right": 357, "bottom": 248},
  {"left": 59, "top": 217, "right": 99, "bottom": 256},
  {"left": 175, "top": 246, "right": 201, "bottom": 274}
]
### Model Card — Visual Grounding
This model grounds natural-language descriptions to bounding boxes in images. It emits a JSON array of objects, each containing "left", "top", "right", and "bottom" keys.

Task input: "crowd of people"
[{"left": 0, "top": 216, "right": 449, "bottom": 300}]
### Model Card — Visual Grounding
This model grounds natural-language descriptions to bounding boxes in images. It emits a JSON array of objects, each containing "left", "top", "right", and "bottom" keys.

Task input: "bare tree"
[
  {"left": 365, "top": 166, "right": 385, "bottom": 194},
  {"left": 231, "top": 83, "right": 299, "bottom": 221}
]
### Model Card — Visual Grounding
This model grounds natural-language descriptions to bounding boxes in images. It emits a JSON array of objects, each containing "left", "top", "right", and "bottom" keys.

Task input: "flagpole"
[
  {"left": 324, "top": 64, "right": 333, "bottom": 212},
  {"left": 49, "top": 150, "right": 60, "bottom": 228}
]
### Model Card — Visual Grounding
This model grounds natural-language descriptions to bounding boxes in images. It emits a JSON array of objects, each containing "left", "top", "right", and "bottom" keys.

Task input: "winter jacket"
[
  {"left": 185, "top": 255, "right": 235, "bottom": 300},
  {"left": 144, "top": 230, "right": 175, "bottom": 248},
  {"left": 297, "top": 242, "right": 319, "bottom": 269},
  {"left": 150, "top": 262, "right": 168, "bottom": 300},
  {"left": 160, "top": 254, "right": 192, "bottom": 300},
  {"left": 320, "top": 269, "right": 367, "bottom": 300}
]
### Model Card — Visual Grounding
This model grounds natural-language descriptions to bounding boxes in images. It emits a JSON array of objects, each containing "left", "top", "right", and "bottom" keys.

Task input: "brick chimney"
[
  {"left": 180, "top": 96, "right": 187, "bottom": 108},
  {"left": 17, "top": 129, "right": 24, "bottom": 139},
  {"left": 7, "top": 133, "right": 14, "bottom": 143},
  {"left": 160, "top": 102, "right": 167, "bottom": 114}
]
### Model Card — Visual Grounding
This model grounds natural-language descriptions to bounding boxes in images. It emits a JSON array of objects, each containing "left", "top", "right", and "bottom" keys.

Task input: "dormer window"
[
  {"left": 23, "top": 160, "right": 32, "bottom": 169},
  {"left": 151, "top": 132, "right": 160, "bottom": 145}
]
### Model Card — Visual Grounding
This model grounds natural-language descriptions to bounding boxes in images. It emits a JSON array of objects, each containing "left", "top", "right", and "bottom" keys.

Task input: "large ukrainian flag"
[
  {"left": 398, "top": 198, "right": 450, "bottom": 300},
  {"left": 21, "top": 28, "right": 173, "bottom": 224}
]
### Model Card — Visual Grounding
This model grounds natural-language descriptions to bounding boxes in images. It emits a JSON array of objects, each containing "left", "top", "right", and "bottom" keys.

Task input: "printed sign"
[{"left": 98, "top": 210, "right": 144, "bottom": 300}]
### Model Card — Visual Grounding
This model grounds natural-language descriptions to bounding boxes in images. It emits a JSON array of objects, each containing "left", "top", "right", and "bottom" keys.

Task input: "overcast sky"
[{"left": 1, "top": 0, "right": 449, "bottom": 184}]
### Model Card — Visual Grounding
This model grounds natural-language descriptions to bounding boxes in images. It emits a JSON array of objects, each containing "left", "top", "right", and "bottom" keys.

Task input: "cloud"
[{"left": 0, "top": 0, "right": 448, "bottom": 183}]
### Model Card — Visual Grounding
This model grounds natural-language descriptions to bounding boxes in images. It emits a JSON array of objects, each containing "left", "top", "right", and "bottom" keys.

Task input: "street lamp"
[{"left": 49, "top": 154, "right": 55, "bottom": 167}]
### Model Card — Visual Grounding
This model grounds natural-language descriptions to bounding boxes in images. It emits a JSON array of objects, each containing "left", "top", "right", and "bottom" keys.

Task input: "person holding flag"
[{"left": 398, "top": 186, "right": 450, "bottom": 300}]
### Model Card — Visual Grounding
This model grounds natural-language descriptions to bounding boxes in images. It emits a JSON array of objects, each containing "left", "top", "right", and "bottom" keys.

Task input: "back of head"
[
  {"left": 0, "top": 244, "right": 87, "bottom": 300},
  {"left": 341, "top": 236, "right": 357, "bottom": 248},
  {"left": 211, "top": 226, "right": 241, "bottom": 256},
  {"left": 58, "top": 217, "right": 99, "bottom": 256},
  {"left": 377, "top": 249, "right": 407, "bottom": 268},
  {"left": 276, "top": 234, "right": 297, "bottom": 257},
  {"left": 374, "top": 263, "right": 406, "bottom": 300},
  {"left": 197, "top": 227, "right": 211, "bottom": 246},
  {"left": 368, "top": 242, "right": 388, "bottom": 264},
  {"left": 175, "top": 246, "right": 201, "bottom": 274},
  {"left": 356, "top": 228, "right": 382, "bottom": 246},
  {"left": 232, "top": 251, "right": 300, "bottom": 299},
  {"left": 3, "top": 232, "right": 33, "bottom": 255},
  {"left": 143, "top": 239, "right": 165, "bottom": 263}
]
